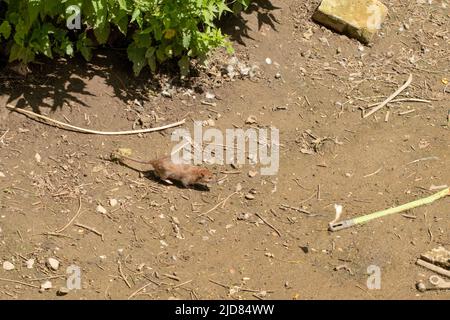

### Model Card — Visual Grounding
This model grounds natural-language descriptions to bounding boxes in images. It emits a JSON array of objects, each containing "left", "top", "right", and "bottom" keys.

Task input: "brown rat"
[{"left": 111, "top": 152, "right": 214, "bottom": 187}]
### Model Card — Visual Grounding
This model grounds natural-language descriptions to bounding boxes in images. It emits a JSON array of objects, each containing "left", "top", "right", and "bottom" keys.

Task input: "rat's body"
[{"left": 113, "top": 154, "right": 214, "bottom": 187}]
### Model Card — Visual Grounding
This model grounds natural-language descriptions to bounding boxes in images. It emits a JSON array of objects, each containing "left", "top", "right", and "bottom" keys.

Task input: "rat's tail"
[{"left": 111, "top": 152, "right": 154, "bottom": 166}]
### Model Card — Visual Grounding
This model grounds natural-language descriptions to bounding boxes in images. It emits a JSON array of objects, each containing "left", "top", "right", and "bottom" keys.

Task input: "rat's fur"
[{"left": 112, "top": 153, "right": 214, "bottom": 187}]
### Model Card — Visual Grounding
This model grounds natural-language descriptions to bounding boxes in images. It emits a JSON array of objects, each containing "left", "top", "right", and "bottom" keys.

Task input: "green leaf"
[
  {"left": 133, "top": 30, "right": 152, "bottom": 48},
  {"left": 216, "top": 1, "right": 231, "bottom": 17},
  {"left": 77, "top": 35, "right": 94, "bottom": 61},
  {"left": 130, "top": 8, "right": 143, "bottom": 28},
  {"left": 112, "top": 12, "right": 129, "bottom": 35},
  {"left": 117, "top": 0, "right": 127, "bottom": 11},
  {"left": 28, "top": 0, "right": 42, "bottom": 26},
  {"left": 127, "top": 43, "right": 147, "bottom": 76},
  {"left": 94, "top": 24, "right": 111, "bottom": 44},
  {"left": 91, "top": 0, "right": 108, "bottom": 28},
  {"left": 182, "top": 32, "right": 191, "bottom": 49},
  {"left": 0, "top": 21, "right": 11, "bottom": 39},
  {"left": 9, "top": 43, "right": 35, "bottom": 64},
  {"left": 146, "top": 47, "right": 156, "bottom": 72}
]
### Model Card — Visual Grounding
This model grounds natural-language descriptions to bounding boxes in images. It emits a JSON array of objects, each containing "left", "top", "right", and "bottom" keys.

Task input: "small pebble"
[
  {"left": 47, "top": 258, "right": 60, "bottom": 271},
  {"left": 205, "top": 92, "right": 215, "bottom": 100},
  {"left": 40, "top": 281, "right": 52, "bottom": 291},
  {"left": 0, "top": 172, "right": 5, "bottom": 178},
  {"left": 96, "top": 205, "right": 107, "bottom": 214},
  {"left": 248, "top": 170, "right": 257, "bottom": 178},
  {"left": 237, "top": 212, "right": 251, "bottom": 220},
  {"left": 57, "top": 287, "right": 70, "bottom": 296},
  {"left": 25, "top": 258, "right": 35, "bottom": 269},
  {"left": 203, "top": 119, "right": 215, "bottom": 127},
  {"left": 3, "top": 261, "right": 15, "bottom": 271},
  {"left": 245, "top": 194, "right": 255, "bottom": 200},
  {"left": 265, "top": 58, "right": 272, "bottom": 65},
  {"left": 416, "top": 282, "right": 426, "bottom": 292},
  {"left": 109, "top": 199, "right": 118, "bottom": 207},
  {"left": 160, "top": 240, "right": 168, "bottom": 247},
  {"left": 137, "top": 263, "right": 145, "bottom": 272},
  {"left": 245, "top": 115, "right": 257, "bottom": 124},
  {"left": 35, "top": 153, "right": 41, "bottom": 163},
  {"left": 275, "top": 72, "right": 281, "bottom": 79}
]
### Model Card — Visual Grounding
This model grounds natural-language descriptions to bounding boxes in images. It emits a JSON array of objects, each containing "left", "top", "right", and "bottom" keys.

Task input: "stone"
[
  {"left": 25, "top": 258, "right": 35, "bottom": 269},
  {"left": 245, "top": 193, "right": 255, "bottom": 200},
  {"left": 245, "top": 115, "right": 258, "bottom": 125},
  {"left": 40, "top": 281, "right": 52, "bottom": 291},
  {"left": 313, "top": 0, "right": 388, "bottom": 44},
  {"left": 57, "top": 287, "right": 70, "bottom": 296},
  {"left": 3, "top": 261, "right": 15, "bottom": 271},
  {"left": 248, "top": 170, "right": 258, "bottom": 178},
  {"left": 96, "top": 205, "right": 107, "bottom": 214},
  {"left": 47, "top": 258, "right": 60, "bottom": 271}
]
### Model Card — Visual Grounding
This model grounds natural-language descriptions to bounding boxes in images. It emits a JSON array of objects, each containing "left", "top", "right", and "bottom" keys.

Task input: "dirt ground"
[{"left": 0, "top": 0, "right": 449, "bottom": 300}]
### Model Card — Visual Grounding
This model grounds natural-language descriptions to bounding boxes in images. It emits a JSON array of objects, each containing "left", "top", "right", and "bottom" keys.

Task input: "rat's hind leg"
[{"left": 153, "top": 169, "right": 173, "bottom": 185}]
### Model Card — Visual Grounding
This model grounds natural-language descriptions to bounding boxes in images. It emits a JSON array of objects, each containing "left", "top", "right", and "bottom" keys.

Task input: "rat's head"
[{"left": 196, "top": 168, "right": 215, "bottom": 184}]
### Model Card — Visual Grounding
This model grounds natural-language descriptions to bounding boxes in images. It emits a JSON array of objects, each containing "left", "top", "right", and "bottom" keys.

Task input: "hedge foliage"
[{"left": 0, "top": 0, "right": 250, "bottom": 75}]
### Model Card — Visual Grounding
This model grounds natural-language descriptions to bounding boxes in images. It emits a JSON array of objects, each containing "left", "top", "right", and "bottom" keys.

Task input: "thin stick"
[
  {"left": 298, "top": 191, "right": 316, "bottom": 204},
  {"left": 128, "top": 281, "right": 158, "bottom": 300},
  {"left": 74, "top": 222, "right": 104, "bottom": 240},
  {"left": 399, "top": 109, "right": 415, "bottom": 116},
  {"left": 28, "top": 275, "right": 66, "bottom": 282},
  {"left": 209, "top": 279, "right": 273, "bottom": 294},
  {"left": 41, "top": 232, "right": 75, "bottom": 239},
  {"left": 0, "top": 129, "right": 9, "bottom": 144},
  {"left": 317, "top": 184, "right": 321, "bottom": 200},
  {"left": 366, "top": 98, "right": 432, "bottom": 108},
  {"left": 416, "top": 259, "right": 450, "bottom": 278},
  {"left": 0, "top": 277, "right": 40, "bottom": 288},
  {"left": 198, "top": 192, "right": 237, "bottom": 217},
  {"left": 55, "top": 197, "right": 82, "bottom": 233},
  {"left": 254, "top": 212, "right": 282, "bottom": 237},
  {"left": 279, "top": 204, "right": 315, "bottom": 216},
  {"left": 6, "top": 104, "right": 185, "bottom": 136},
  {"left": 407, "top": 156, "right": 439, "bottom": 165},
  {"left": 363, "top": 74, "right": 413, "bottom": 118},
  {"left": 118, "top": 261, "right": 132, "bottom": 288},
  {"left": 173, "top": 280, "right": 193, "bottom": 289},
  {"left": 363, "top": 167, "right": 383, "bottom": 178}
]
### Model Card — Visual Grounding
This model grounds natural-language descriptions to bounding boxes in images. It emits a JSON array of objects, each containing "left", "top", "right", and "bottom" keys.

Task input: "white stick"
[
  {"left": 366, "top": 98, "right": 432, "bottom": 108},
  {"left": 6, "top": 104, "right": 185, "bottom": 135},
  {"left": 363, "top": 74, "right": 413, "bottom": 118},
  {"left": 416, "top": 259, "right": 450, "bottom": 278}
]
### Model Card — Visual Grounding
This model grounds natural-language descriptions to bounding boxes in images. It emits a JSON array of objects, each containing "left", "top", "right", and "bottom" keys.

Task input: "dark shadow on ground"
[
  {"left": 220, "top": 0, "right": 281, "bottom": 46},
  {"left": 0, "top": 50, "right": 168, "bottom": 114},
  {"left": 0, "top": 2, "right": 278, "bottom": 114}
]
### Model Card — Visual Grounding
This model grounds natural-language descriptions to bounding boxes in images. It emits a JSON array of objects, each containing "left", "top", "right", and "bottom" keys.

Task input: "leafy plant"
[{"left": 0, "top": 0, "right": 251, "bottom": 75}]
